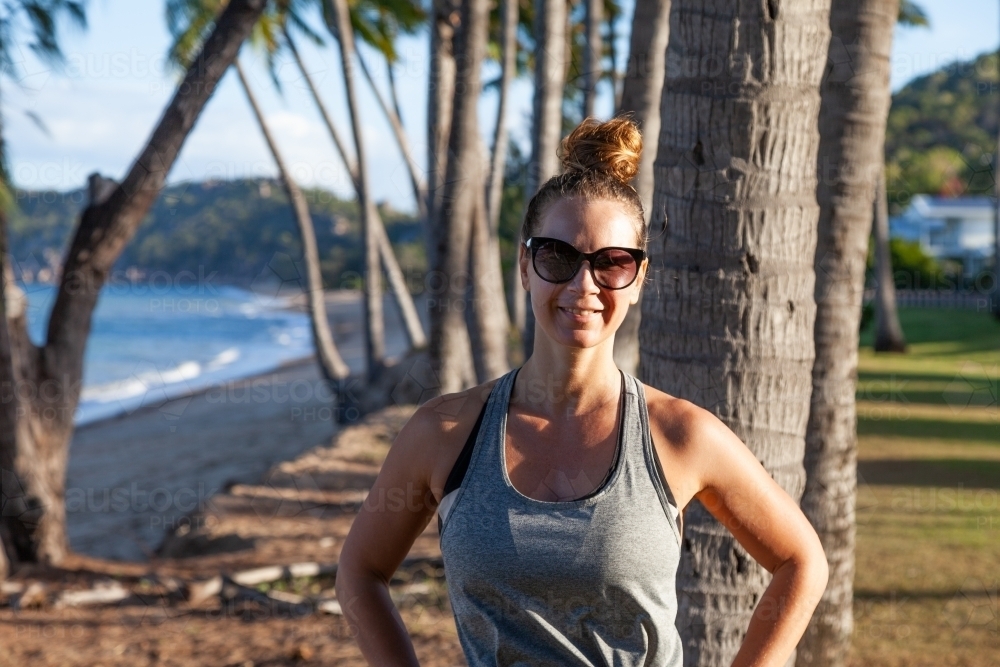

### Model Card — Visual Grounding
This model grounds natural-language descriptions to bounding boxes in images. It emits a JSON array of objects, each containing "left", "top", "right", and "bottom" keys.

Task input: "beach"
[{"left": 65, "top": 289, "right": 424, "bottom": 561}]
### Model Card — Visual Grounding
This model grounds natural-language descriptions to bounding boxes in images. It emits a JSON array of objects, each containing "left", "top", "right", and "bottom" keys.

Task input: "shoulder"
[
  {"left": 639, "top": 382, "right": 748, "bottom": 510},
  {"left": 392, "top": 377, "right": 501, "bottom": 502}
]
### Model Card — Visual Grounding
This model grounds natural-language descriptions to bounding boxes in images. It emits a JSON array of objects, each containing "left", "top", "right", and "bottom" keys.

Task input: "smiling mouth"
[{"left": 560, "top": 307, "right": 602, "bottom": 316}]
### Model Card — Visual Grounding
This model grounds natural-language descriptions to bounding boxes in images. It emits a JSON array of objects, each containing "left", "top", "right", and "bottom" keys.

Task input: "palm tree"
[
  {"left": 0, "top": 13, "right": 88, "bottom": 579},
  {"left": 281, "top": 28, "right": 426, "bottom": 351},
  {"left": 0, "top": 0, "right": 266, "bottom": 573},
  {"left": 581, "top": 0, "right": 602, "bottom": 119},
  {"left": 612, "top": 0, "right": 670, "bottom": 375},
  {"left": 522, "top": 0, "right": 567, "bottom": 357},
  {"left": 168, "top": 0, "right": 354, "bottom": 393},
  {"left": 234, "top": 60, "right": 354, "bottom": 381},
  {"left": 872, "top": 168, "right": 907, "bottom": 352},
  {"left": 430, "top": 0, "right": 489, "bottom": 394},
  {"left": 321, "top": 0, "right": 386, "bottom": 378},
  {"left": 641, "top": 0, "right": 831, "bottom": 663},
  {"left": 797, "top": 2, "right": 899, "bottom": 665},
  {"left": 871, "top": 2, "right": 929, "bottom": 348}
]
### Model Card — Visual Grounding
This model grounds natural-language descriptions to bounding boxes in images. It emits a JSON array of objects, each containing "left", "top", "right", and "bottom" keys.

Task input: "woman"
[{"left": 336, "top": 117, "right": 829, "bottom": 666}]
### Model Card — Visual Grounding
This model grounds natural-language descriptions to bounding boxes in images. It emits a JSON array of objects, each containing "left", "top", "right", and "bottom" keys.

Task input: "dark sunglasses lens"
[
  {"left": 534, "top": 241, "right": 580, "bottom": 282},
  {"left": 592, "top": 249, "right": 639, "bottom": 288}
]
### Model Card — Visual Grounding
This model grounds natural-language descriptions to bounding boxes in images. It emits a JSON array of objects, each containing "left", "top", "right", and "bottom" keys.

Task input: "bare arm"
[
  {"left": 680, "top": 407, "right": 830, "bottom": 667},
  {"left": 335, "top": 401, "right": 450, "bottom": 665}
]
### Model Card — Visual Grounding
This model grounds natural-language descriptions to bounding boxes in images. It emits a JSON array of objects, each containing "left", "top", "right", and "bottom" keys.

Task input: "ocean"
[{"left": 20, "top": 283, "right": 316, "bottom": 425}]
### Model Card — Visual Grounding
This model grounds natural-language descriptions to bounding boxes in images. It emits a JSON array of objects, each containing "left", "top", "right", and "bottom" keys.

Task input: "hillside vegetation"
[
  {"left": 885, "top": 51, "right": 1000, "bottom": 211},
  {"left": 8, "top": 178, "right": 426, "bottom": 289}
]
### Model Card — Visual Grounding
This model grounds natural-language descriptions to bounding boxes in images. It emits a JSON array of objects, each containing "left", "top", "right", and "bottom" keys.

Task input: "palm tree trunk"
[
  {"left": 582, "top": 0, "right": 603, "bottom": 119},
  {"left": 427, "top": 0, "right": 459, "bottom": 244},
  {"left": 798, "top": 2, "right": 898, "bottom": 665},
  {"left": 0, "top": 0, "right": 266, "bottom": 568},
  {"left": 641, "top": 1, "right": 830, "bottom": 664},
  {"left": 523, "top": 0, "right": 568, "bottom": 358},
  {"left": 467, "top": 141, "right": 511, "bottom": 382},
  {"left": 613, "top": 0, "right": 670, "bottom": 376},
  {"left": 432, "top": 0, "right": 489, "bottom": 395},
  {"left": 356, "top": 54, "right": 428, "bottom": 222},
  {"left": 234, "top": 60, "right": 351, "bottom": 386},
  {"left": 486, "top": 0, "right": 518, "bottom": 234},
  {"left": 324, "top": 0, "right": 385, "bottom": 378},
  {"left": 873, "top": 168, "right": 906, "bottom": 352},
  {"left": 283, "top": 29, "right": 426, "bottom": 350}
]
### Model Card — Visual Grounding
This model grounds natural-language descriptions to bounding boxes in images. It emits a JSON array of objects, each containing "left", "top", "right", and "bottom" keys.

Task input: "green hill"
[
  {"left": 8, "top": 178, "right": 426, "bottom": 289},
  {"left": 885, "top": 51, "right": 1000, "bottom": 211}
]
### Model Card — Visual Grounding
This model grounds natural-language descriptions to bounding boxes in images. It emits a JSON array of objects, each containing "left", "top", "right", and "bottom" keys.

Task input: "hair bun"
[{"left": 559, "top": 116, "right": 642, "bottom": 184}]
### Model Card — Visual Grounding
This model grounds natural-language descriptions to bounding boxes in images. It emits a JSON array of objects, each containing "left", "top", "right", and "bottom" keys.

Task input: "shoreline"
[{"left": 65, "top": 289, "right": 423, "bottom": 561}]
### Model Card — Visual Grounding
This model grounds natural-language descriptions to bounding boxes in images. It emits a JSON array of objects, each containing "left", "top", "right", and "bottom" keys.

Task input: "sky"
[{"left": 3, "top": 0, "right": 998, "bottom": 215}]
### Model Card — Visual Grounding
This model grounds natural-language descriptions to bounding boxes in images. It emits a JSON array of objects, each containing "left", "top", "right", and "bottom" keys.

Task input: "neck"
[{"left": 515, "top": 329, "right": 622, "bottom": 418}]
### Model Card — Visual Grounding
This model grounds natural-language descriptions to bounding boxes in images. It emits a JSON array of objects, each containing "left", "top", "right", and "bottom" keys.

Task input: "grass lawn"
[{"left": 851, "top": 308, "right": 999, "bottom": 666}]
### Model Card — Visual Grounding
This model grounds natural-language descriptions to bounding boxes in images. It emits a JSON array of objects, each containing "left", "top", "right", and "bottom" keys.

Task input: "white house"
[{"left": 890, "top": 194, "right": 997, "bottom": 278}]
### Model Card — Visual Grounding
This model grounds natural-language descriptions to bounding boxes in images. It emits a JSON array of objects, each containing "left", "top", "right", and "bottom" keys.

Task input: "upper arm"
[
  {"left": 337, "top": 400, "right": 450, "bottom": 583},
  {"left": 680, "top": 405, "right": 827, "bottom": 575}
]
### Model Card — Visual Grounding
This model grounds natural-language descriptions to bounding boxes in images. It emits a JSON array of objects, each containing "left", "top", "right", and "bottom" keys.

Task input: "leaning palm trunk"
[
  {"left": 872, "top": 168, "right": 906, "bottom": 352},
  {"left": 798, "top": 2, "right": 898, "bottom": 665},
  {"left": 483, "top": 0, "right": 518, "bottom": 339},
  {"left": 324, "top": 0, "right": 385, "bottom": 377},
  {"left": 523, "top": 0, "right": 568, "bottom": 357},
  {"left": 582, "top": 0, "right": 603, "bottom": 119},
  {"left": 284, "top": 30, "right": 426, "bottom": 350},
  {"left": 431, "top": 0, "right": 489, "bottom": 395},
  {"left": 356, "top": 55, "right": 428, "bottom": 222},
  {"left": 0, "top": 0, "right": 266, "bottom": 571},
  {"left": 613, "top": 0, "right": 671, "bottom": 375},
  {"left": 234, "top": 61, "right": 351, "bottom": 385},
  {"left": 641, "top": 1, "right": 830, "bottom": 664}
]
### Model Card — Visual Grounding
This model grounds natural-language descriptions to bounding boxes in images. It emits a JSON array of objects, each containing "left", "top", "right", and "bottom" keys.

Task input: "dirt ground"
[{"left": 0, "top": 404, "right": 466, "bottom": 667}]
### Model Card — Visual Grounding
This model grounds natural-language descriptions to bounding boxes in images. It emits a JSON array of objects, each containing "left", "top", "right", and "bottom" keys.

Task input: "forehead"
[{"left": 536, "top": 197, "right": 640, "bottom": 250}]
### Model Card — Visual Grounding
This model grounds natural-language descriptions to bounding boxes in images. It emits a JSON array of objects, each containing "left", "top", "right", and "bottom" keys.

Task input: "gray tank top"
[{"left": 439, "top": 367, "right": 684, "bottom": 666}]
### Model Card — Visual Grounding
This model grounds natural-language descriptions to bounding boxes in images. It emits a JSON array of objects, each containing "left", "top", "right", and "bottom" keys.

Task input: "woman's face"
[{"left": 519, "top": 197, "right": 647, "bottom": 351}]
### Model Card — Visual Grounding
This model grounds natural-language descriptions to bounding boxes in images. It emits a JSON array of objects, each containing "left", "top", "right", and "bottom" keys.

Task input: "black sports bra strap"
[{"left": 443, "top": 400, "right": 489, "bottom": 497}]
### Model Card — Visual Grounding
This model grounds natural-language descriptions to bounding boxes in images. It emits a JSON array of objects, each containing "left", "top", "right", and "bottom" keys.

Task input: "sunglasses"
[{"left": 524, "top": 237, "right": 646, "bottom": 290}]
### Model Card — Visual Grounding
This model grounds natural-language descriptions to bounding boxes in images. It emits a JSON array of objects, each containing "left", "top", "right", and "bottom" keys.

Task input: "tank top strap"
[{"left": 624, "top": 371, "right": 683, "bottom": 545}]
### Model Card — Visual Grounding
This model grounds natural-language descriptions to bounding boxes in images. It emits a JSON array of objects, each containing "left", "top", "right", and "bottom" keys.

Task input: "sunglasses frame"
[{"left": 524, "top": 237, "right": 647, "bottom": 290}]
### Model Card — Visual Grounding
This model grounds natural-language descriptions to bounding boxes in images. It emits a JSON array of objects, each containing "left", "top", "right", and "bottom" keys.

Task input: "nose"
[{"left": 568, "top": 258, "right": 600, "bottom": 294}]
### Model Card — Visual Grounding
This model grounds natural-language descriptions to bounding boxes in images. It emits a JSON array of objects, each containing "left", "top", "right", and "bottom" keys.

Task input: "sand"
[{"left": 65, "top": 290, "right": 424, "bottom": 561}]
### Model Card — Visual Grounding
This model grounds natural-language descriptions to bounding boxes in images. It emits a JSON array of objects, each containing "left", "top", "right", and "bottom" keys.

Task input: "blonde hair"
[{"left": 520, "top": 116, "right": 646, "bottom": 249}]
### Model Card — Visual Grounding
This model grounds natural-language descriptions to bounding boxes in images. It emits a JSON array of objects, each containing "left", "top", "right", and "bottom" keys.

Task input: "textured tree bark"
[
  {"left": 284, "top": 30, "right": 426, "bottom": 350},
  {"left": 486, "top": 0, "right": 518, "bottom": 235},
  {"left": 427, "top": 0, "right": 459, "bottom": 254},
  {"left": 641, "top": 1, "right": 830, "bottom": 664},
  {"left": 582, "top": 0, "right": 603, "bottom": 119},
  {"left": 325, "top": 0, "right": 385, "bottom": 378},
  {"left": 468, "top": 141, "right": 512, "bottom": 382},
  {"left": 234, "top": 60, "right": 352, "bottom": 384},
  {"left": 613, "top": 0, "right": 670, "bottom": 376},
  {"left": 872, "top": 169, "right": 906, "bottom": 352},
  {"left": 523, "top": 0, "right": 568, "bottom": 358},
  {"left": 0, "top": 0, "right": 266, "bottom": 567},
  {"left": 430, "top": 0, "right": 489, "bottom": 395},
  {"left": 798, "top": 2, "right": 898, "bottom": 665}
]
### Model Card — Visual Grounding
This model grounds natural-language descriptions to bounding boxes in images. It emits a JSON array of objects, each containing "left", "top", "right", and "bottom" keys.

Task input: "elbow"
[{"left": 799, "top": 545, "right": 830, "bottom": 606}]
